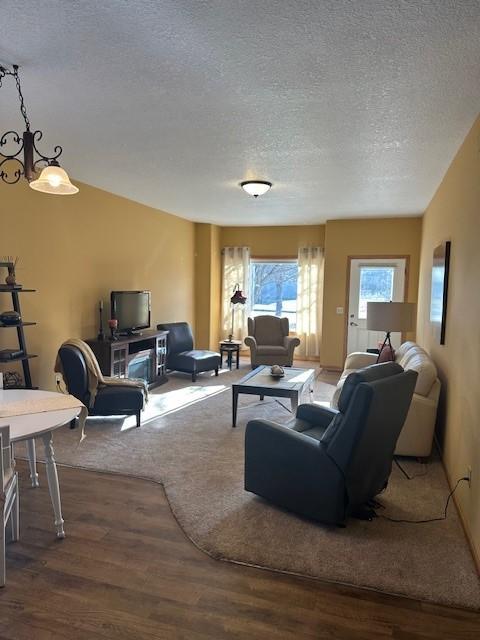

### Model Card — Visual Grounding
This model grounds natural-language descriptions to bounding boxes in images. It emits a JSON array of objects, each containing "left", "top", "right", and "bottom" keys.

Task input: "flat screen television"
[{"left": 111, "top": 290, "right": 151, "bottom": 334}]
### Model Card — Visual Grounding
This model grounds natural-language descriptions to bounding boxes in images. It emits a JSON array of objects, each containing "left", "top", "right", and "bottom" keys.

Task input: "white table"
[{"left": 0, "top": 389, "right": 84, "bottom": 538}]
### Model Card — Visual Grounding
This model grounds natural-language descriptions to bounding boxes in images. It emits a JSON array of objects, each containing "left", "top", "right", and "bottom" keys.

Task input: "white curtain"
[
  {"left": 221, "top": 247, "right": 250, "bottom": 341},
  {"left": 296, "top": 246, "right": 324, "bottom": 358}
]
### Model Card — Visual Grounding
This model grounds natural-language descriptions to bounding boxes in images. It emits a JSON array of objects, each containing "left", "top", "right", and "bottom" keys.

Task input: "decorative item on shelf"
[
  {"left": 0, "top": 348, "right": 24, "bottom": 361},
  {"left": 270, "top": 364, "right": 285, "bottom": 378},
  {"left": 97, "top": 299, "right": 105, "bottom": 341},
  {"left": 366, "top": 301, "right": 416, "bottom": 362},
  {"left": 0, "top": 64, "right": 78, "bottom": 194},
  {"left": 2, "top": 370, "right": 23, "bottom": 389},
  {"left": 1, "top": 256, "right": 21, "bottom": 288},
  {"left": 228, "top": 283, "right": 247, "bottom": 342},
  {"left": 0, "top": 310, "right": 21, "bottom": 325},
  {"left": 430, "top": 241, "right": 451, "bottom": 345},
  {"left": 108, "top": 318, "right": 118, "bottom": 341},
  {"left": 240, "top": 180, "right": 272, "bottom": 198}
]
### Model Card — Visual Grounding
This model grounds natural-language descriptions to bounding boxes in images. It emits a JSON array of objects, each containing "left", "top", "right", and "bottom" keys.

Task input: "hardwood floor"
[{"left": 1, "top": 462, "right": 479, "bottom": 640}]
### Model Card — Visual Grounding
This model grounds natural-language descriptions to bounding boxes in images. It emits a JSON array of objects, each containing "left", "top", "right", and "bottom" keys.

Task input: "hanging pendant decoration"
[{"left": 0, "top": 64, "right": 78, "bottom": 194}]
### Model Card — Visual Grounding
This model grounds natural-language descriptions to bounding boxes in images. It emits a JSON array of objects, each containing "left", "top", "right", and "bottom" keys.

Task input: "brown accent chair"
[{"left": 245, "top": 316, "right": 300, "bottom": 368}]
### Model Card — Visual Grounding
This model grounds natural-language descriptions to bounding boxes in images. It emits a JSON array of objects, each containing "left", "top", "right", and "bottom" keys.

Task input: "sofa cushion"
[
  {"left": 396, "top": 345, "right": 437, "bottom": 396},
  {"left": 93, "top": 385, "right": 144, "bottom": 413},
  {"left": 256, "top": 345, "right": 289, "bottom": 356},
  {"left": 395, "top": 341, "right": 417, "bottom": 361}
]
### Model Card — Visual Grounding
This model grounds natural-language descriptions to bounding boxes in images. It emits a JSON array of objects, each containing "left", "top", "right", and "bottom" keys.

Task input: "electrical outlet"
[
  {"left": 467, "top": 466, "right": 472, "bottom": 487},
  {"left": 336, "top": 307, "right": 344, "bottom": 315}
]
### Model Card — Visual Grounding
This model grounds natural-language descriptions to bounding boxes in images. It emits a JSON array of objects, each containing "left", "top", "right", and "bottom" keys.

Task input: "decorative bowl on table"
[{"left": 270, "top": 365, "right": 285, "bottom": 378}]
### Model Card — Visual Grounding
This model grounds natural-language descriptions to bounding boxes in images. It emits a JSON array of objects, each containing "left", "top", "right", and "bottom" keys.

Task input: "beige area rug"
[{"left": 18, "top": 362, "right": 480, "bottom": 610}]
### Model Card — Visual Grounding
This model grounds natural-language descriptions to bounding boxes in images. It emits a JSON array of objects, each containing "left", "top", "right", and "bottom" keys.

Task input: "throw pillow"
[{"left": 377, "top": 341, "right": 395, "bottom": 362}]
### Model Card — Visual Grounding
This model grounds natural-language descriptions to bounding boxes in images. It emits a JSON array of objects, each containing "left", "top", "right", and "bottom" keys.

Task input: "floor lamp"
[
  {"left": 366, "top": 302, "right": 416, "bottom": 362},
  {"left": 228, "top": 284, "right": 247, "bottom": 342}
]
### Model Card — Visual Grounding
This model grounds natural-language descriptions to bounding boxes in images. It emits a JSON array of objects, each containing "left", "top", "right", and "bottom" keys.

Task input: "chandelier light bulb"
[
  {"left": 29, "top": 162, "right": 79, "bottom": 195},
  {"left": 240, "top": 180, "right": 272, "bottom": 198}
]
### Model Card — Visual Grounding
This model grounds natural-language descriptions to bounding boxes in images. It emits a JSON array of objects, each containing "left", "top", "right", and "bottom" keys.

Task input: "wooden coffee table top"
[{"left": 234, "top": 366, "right": 315, "bottom": 391}]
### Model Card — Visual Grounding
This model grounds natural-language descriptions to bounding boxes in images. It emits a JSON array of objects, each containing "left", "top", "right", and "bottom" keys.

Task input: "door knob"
[{"left": 350, "top": 321, "right": 359, "bottom": 326}]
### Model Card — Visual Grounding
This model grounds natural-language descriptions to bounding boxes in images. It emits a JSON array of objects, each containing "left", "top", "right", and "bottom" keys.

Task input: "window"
[
  {"left": 250, "top": 260, "right": 298, "bottom": 329},
  {"left": 358, "top": 266, "right": 395, "bottom": 319}
]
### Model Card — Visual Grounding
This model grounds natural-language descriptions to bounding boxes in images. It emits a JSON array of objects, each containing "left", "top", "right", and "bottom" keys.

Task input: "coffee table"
[{"left": 232, "top": 366, "right": 315, "bottom": 427}]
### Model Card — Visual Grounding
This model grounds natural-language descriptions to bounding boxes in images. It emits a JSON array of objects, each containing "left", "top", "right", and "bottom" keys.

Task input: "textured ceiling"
[{"left": 1, "top": 1, "right": 479, "bottom": 225}]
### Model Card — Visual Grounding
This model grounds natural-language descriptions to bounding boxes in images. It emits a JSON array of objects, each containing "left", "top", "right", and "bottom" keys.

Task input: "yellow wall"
[
  {"left": 321, "top": 217, "right": 422, "bottom": 368},
  {"left": 0, "top": 180, "right": 195, "bottom": 390},
  {"left": 220, "top": 225, "right": 325, "bottom": 257},
  {"left": 209, "top": 225, "right": 221, "bottom": 349},
  {"left": 194, "top": 223, "right": 221, "bottom": 350},
  {"left": 416, "top": 115, "right": 480, "bottom": 564},
  {"left": 194, "top": 224, "right": 213, "bottom": 349}
]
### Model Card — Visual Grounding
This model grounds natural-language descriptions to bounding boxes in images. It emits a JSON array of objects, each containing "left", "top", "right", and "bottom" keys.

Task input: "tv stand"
[
  {"left": 119, "top": 329, "right": 143, "bottom": 337},
  {"left": 86, "top": 329, "right": 168, "bottom": 388}
]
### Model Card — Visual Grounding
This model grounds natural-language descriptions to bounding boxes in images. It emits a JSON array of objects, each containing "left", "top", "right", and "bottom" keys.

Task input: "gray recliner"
[
  {"left": 244, "top": 362, "right": 418, "bottom": 526},
  {"left": 245, "top": 316, "right": 300, "bottom": 368},
  {"left": 157, "top": 322, "right": 221, "bottom": 382}
]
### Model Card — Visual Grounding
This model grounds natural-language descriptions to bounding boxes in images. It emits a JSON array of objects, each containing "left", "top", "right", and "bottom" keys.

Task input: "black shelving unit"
[{"left": 0, "top": 286, "right": 37, "bottom": 389}]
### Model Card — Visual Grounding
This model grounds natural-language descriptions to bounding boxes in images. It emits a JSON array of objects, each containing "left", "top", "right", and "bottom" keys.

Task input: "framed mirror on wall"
[{"left": 430, "top": 240, "right": 451, "bottom": 345}]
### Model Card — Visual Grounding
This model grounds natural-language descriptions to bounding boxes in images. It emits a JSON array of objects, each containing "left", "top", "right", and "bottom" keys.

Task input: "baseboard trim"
[
  {"left": 435, "top": 439, "right": 480, "bottom": 575},
  {"left": 319, "top": 363, "right": 343, "bottom": 372}
]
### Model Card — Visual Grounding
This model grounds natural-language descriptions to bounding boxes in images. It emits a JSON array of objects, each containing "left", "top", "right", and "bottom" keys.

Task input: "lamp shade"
[
  {"left": 366, "top": 302, "right": 416, "bottom": 332},
  {"left": 230, "top": 289, "right": 247, "bottom": 305},
  {"left": 29, "top": 163, "right": 79, "bottom": 195}
]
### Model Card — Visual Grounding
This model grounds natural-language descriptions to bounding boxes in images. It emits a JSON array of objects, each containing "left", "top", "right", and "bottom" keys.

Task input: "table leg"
[
  {"left": 291, "top": 393, "right": 298, "bottom": 414},
  {"left": 26, "top": 438, "right": 40, "bottom": 488},
  {"left": 41, "top": 431, "right": 65, "bottom": 539},
  {"left": 227, "top": 350, "right": 233, "bottom": 370},
  {"left": 232, "top": 388, "right": 239, "bottom": 427},
  {"left": 236, "top": 347, "right": 240, "bottom": 369}
]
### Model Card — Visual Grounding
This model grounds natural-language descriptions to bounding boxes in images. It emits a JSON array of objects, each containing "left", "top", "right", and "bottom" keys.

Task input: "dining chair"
[{"left": 1, "top": 423, "right": 19, "bottom": 587}]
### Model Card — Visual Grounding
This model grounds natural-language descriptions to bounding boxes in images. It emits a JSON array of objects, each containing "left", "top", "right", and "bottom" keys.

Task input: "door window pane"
[
  {"left": 358, "top": 267, "right": 395, "bottom": 319},
  {"left": 250, "top": 261, "right": 298, "bottom": 330}
]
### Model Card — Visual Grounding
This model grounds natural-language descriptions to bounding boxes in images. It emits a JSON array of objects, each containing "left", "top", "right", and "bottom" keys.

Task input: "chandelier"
[
  {"left": 240, "top": 180, "right": 272, "bottom": 198},
  {"left": 0, "top": 64, "right": 78, "bottom": 195}
]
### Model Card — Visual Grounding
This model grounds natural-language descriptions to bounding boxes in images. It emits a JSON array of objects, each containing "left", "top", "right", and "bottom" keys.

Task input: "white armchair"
[
  {"left": 332, "top": 342, "right": 440, "bottom": 458},
  {"left": 1, "top": 424, "right": 19, "bottom": 587}
]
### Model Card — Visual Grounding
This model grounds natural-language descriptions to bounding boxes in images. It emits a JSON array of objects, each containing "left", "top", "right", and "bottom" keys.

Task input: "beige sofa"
[{"left": 332, "top": 342, "right": 440, "bottom": 457}]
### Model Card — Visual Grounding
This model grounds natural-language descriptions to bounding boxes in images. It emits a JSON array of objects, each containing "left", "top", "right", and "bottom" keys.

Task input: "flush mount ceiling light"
[
  {"left": 240, "top": 180, "right": 272, "bottom": 198},
  {"left": 0, "top": 64, "right": 78, "bottom": 195}
]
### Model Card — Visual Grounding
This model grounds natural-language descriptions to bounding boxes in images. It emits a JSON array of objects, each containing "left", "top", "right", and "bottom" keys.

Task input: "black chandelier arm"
[
  {"left": 0, "top": 131, "right": 24, "bottom": 159},
  {"left": 0, "top": 157, "right": 24, "bottom": 184},
  {"left": 31, "top": 130, "right": 63, "bottom": 163}
]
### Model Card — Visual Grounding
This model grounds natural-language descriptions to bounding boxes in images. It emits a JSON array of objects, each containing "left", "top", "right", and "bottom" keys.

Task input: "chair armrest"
[
  {"left": 284, "top": 335, "right": 301, "bottom": 353},
  {"left": 344, "top": 352, "right": 377, "bottom": 370},
  {"left": 244, "top": 336, "right": 257, "bottom": 350},
  {"left": 296, "top": 403, "right": 338, "bottom": 428}
]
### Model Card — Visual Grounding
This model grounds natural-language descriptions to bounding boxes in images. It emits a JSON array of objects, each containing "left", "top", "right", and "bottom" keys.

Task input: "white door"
[{"left": 347, "top": 258, "right": 406, "bottom": 354}]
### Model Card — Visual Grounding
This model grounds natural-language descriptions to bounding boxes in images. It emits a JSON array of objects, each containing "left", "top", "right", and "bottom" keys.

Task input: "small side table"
[{"left": 219, "top": 340, "right": 242, "bottom": 370}]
